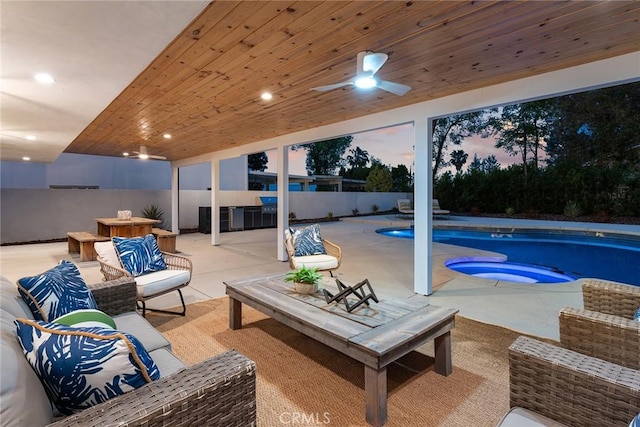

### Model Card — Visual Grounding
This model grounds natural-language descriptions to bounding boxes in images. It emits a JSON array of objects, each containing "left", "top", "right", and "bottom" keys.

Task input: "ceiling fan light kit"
[
  {"left": 354, "top": 75, "right": 377, "bottom": 89},
  {"left": 128, "top": 145, "right": 166, "bottom": 160},
  {"left": 311, "top": 51, "right": 411, "bottom": 96}
]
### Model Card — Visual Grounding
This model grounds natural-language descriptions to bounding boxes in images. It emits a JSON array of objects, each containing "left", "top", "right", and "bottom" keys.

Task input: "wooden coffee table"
[{"left": 225, "top": 274, "right": 458, "bottom": 426}]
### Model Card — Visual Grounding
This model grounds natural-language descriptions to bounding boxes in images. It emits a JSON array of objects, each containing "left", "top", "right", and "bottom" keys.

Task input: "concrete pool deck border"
[{"left": 343, "top": 213, "right": 640, "bottom": 236}]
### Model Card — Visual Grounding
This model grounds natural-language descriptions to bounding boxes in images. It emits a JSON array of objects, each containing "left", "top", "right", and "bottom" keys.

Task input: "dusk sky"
[{"left": 265, "top": 122, "right": 525, "bottom": 177}]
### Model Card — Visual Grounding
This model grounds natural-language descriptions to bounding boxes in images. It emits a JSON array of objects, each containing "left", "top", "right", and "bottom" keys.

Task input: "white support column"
[
  {"left": 277, "top": 146, "right": 289, "bottom": 261},
  {"left": 170, "top": 164, "right": 179, "bottom": 233},
  {"left": 413, "top": 117, "right": 433, "bottom": 295},
  {"left": 240, "top": 154, "right": 249, "bottom": 190},
  {"left": 211, "top": 158, "right": 221, "bottom": 245}
]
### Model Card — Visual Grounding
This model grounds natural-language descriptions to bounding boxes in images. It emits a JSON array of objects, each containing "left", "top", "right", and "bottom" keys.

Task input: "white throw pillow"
[{"left": 94, "top": 241, "right": 121, "bottom": 267}]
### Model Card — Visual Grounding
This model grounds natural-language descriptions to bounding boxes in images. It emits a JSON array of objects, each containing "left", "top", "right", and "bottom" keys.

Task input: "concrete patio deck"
[{"left": 1, "top": 216, "right": 637, "bottom": 340}]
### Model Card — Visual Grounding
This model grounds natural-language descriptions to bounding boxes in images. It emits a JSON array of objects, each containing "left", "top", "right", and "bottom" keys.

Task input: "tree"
[
  {"left": 487, "top": 100, "right": 555, "bottom": 184},
  {"left": 432, "top": 111, "right": 492, "bottom": 185},
  {"left": 365, "top": 164, "right": 393, "bottom": 192},
  {"left": 482, "top": 155, "right": 500, "bottom": 173},
  {"left": 346, "top": 146, "right": 369, "bottom": 169},
  {"left": 247, "top": 152, "right": 268, "bottom": 171},
  {"left": 466, "top": 154, "right": 500, "bottom": 174},
  {"left": 301, "top": 136, "right": 352, "bottom": 175},
  {"left": 391, "top": 164, "right": 412, "bottom": 192},
  {"left": 467, "top": 154, "right": 483, "bottom": 173},
  {"left": 547, "top": 81, "right": 640, "bottom": 168},
  {"left": 450, "top": 149, "right": 468, "bottom": 173}
]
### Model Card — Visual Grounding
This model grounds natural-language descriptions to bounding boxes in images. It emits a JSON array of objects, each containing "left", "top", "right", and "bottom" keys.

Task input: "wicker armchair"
[
  {"left": 95, "top": 240, "right": 193, "bottom": 316},
  {"left": 560, "top": 279, "right": 640, "bottom": 369},
  {"left": 284, "top": 228, "right": 342, "bottom": 276},
  {"left": 506, "top": 336, "right": 640, "bottom": 427},
  {"left": 500, "top": 279, "right": 640, "bottom": 427},
  {"left": 48, "top": 277, "right": 257, "bottom": 427}
]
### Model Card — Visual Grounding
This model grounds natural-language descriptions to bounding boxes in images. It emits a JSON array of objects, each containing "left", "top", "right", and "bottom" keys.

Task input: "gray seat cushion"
[
  {"left": 149, "top": 347, "right": 187, "bottom": 378},
  {"left": 112, "top": 311, "right": 171, "bottom": 352},
  {"left": 1, "top": 277, "right": 33, "bottom": 320}
]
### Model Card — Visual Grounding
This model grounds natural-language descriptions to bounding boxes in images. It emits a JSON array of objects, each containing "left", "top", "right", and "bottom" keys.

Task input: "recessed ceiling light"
[
  {"left": 22, "top": 157, "right": 30, "bottom": 161},
  {"left": 163, "top": 134, "right": 172, "bottom": 139},
  {"left": 261, "top": 92, "right": 273, "bottom": 101},
  {"left": 26, "top": 135, "right": 37, "bottom": 141},
  {"left": 34, "top": 73, "right": 55, "bottom": 85}
]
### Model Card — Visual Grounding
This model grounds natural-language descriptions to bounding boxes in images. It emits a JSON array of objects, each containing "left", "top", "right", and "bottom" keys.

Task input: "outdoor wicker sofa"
[
  {"left": 500, "top": 279, "right": 640, "bottom": 427},
  {"left": 1, "top": 275, "right": 257, "bottom": 427}
]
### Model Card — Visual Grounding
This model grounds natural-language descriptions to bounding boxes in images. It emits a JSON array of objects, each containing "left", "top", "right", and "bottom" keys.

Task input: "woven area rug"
[{"left": 147, "top": 297, "right": 520, "bottom": 427}]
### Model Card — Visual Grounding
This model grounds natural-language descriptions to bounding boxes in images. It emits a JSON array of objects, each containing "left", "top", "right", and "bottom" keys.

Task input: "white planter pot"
[{"left": 294, "top": 282, "right": 318, "bottom": 295}]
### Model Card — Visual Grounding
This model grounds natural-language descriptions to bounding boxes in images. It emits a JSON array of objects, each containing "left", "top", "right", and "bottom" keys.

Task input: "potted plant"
[
  {"left": 284, "top": 266, "right": 323, "bottom": 295},
  {"left": 142, "top": 204, "right": 165, "bottom": 229}
]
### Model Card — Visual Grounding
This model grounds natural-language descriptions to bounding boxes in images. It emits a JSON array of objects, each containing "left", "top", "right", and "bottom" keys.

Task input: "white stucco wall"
[{"left": 1, "top": 189, "right": 409, "bottom": 244}]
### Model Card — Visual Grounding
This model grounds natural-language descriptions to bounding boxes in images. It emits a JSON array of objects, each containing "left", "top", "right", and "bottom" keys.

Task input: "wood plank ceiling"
[{"left": 65, "top": 1, "right": 640, "bottom": 162}]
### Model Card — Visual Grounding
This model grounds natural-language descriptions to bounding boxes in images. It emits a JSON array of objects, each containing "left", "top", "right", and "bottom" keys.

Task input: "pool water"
[{"left": 376, "top": 227, "right": 640, "bottom": 286}]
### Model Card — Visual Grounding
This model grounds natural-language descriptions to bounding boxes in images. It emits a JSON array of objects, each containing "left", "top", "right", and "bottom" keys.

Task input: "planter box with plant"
[{"left": 285, "top": 266, "right": 323, "bottom": 295}]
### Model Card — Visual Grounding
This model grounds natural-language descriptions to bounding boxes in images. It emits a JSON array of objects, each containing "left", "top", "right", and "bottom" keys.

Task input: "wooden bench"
[
  {"left": 152, "top": 228, "right": 177, "bottom": 253},
  {"left": 67, "top": 232, "right": 111, "bottom": 262}
]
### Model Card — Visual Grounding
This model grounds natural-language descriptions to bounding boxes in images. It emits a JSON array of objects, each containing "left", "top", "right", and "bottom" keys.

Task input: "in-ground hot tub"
[{"left": 444, "top": 257, "right": 576, "bottom": 284}]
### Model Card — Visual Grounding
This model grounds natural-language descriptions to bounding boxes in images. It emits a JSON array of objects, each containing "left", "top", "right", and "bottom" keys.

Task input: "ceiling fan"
[
  {"left": 310, "top": 51, "right": 411, "bottom": 96},
  {"left": 126, "top": 146, "right": 166, "bottom": 160}
]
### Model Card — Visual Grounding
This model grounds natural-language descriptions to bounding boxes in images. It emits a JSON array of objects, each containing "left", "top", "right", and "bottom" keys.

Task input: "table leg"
[
  {"left": 434, "top": 330, "right": 453, "bottom": 376},
  {"left": 364, "top": 365, "right": 387, "bottom": 426},
  {"left": 229, "top": 297, "right": 242, "bottom": 330}
]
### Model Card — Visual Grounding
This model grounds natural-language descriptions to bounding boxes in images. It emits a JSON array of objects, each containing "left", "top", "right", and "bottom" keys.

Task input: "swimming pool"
[{"left": 375, "top": 227, "right": 640, "bottom": 286}]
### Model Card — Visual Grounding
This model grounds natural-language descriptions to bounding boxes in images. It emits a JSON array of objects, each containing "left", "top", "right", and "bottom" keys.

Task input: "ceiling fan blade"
[
  {"left": 363, "top": 52, "right": 388, "bottom": 75},
  {"left": 129, "top": 145, "right": 166, "bottom": 160},
  {"left": 310, "top": 81, "right": 353, "bottom": 92},
  {"left": 377, "top": 80, "right": 411, "bottom": 96}
]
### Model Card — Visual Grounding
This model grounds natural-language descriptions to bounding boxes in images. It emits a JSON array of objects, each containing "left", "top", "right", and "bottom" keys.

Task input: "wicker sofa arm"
[
  {"left": 509, "top": 336, "right": 640, "bottom": 427},
  {"left": 559, "top": 306, "right": 640, "bottom": 370},
  {"left": 88, "top": 277, "right": 137, "bottom": 316},
  {"left": 48, "top": 350, "right": 256, "bottom": 427},
  {"left": 582, "top": 279, "right": 640, "bottom": 319}
]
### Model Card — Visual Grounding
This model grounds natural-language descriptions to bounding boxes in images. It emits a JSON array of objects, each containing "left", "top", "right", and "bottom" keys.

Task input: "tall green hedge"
[{"left": 435, "top": 163, "right": 639, "bottom": 217}]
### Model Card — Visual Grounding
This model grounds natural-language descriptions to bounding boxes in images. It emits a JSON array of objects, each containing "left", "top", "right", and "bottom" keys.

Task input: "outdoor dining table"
[{"left": 95, "top": 217, "right": 159, "bottom": 238}]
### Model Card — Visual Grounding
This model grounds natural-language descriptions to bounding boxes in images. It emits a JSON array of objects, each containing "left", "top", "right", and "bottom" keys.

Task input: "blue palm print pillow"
[
  {"left": 15, "top": 318, "right": 160, "bottom": 415},
  {"left": 17, "top": 260, "right": 97, "bottom": 322},
  {"left": 290, "top": 224, "right": 327, "bottom": 256},
  {"left": 113, "top": 234, "right": 167, "bottom": 277}
]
